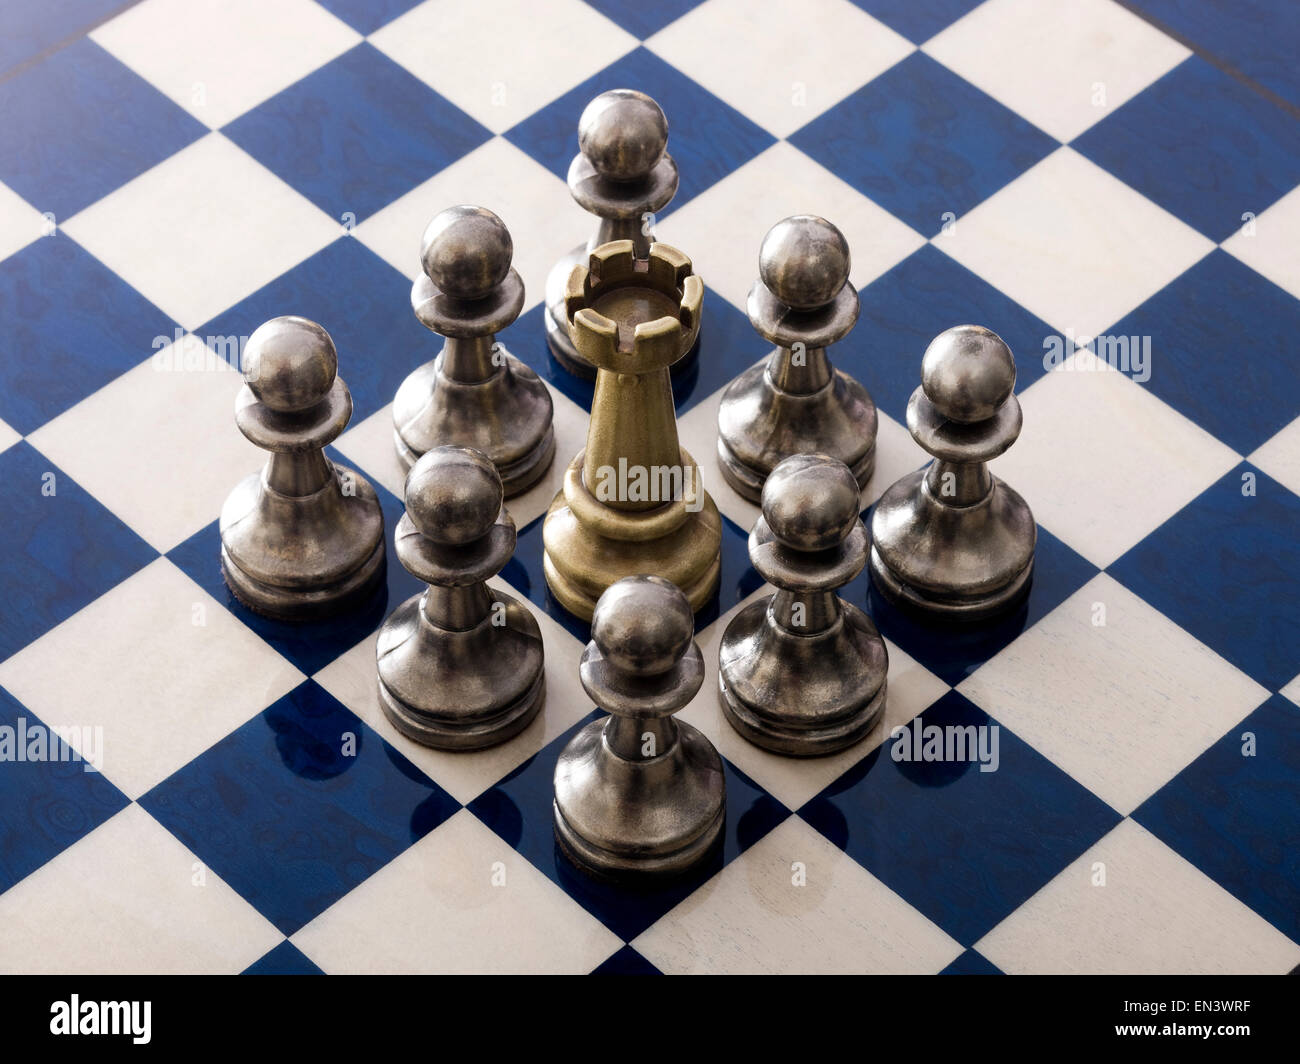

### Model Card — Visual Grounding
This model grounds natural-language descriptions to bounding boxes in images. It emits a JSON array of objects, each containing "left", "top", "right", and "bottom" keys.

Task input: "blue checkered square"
[
  {"left": 1135, "top": 693, "right": 1300, "bottom": 943},
  {"left": 242, "top": 940, "right": 327, "bottom": 975},
  {"left": 791, "top": 52, "right": 1056, "bottom": 237},
  {"left": 1074, "top": 56, "right": 1300, "bottom": 241},
  {"left": 140, "top": 680, "right": 460, "bottom": 936},
  {"left": 196, "top": 236, "right": 429, "bottom": 424},
  {"left": 1109, "top": 464, "right": 1300, "bottom": 693},
  {"left": 0, "top": 688, "right": 129, "bottom": 893},
  {"left": 862, "top": 525, "right": 1099, "bottom": 688},
  {"left": 851, "top": 0, "right": 982, "bottom": 44},
  {"left": 0, "top": 443, "right": 156, "bottom": 660},
  {"left": 1105, "top": 250, "right": 1300, "bottom": 455},
  {"left": 0, "top": 233, "right": 175, "bottom": 435},
  {"left": 167, "top": 464, "right": 418, "bottom": 677},
  {"left": 801, "top": 690, "right": 1122, "bottom": 945},
  {"left": 852, "top": 245, "right": 1057, "bottom": 424},
  {"left": 583, "top": 0, "right": 706, "bottom": 38},
  {"left": 0, "top": 37, "right": 204, "bottom": 219},
  {"left": 313, "top": 0, "right": 425, "bottom": 35},
  {"left": 224, "top": 43, "right": 491, "bottom": 226},
  {"left": 0, "top": 0, "right": 127, "bottom": 77},
  {"left": 1128, "top": 0, "right": 1300, "bottom": 111}
]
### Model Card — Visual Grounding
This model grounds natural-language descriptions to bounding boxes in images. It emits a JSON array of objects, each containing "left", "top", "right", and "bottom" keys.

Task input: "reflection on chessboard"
[{"left": 0, "top": 0, "right": 1297, "bottom": 975}]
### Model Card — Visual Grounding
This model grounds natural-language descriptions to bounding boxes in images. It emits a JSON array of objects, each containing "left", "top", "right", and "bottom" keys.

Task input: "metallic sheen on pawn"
[
  {"left": 554, "top": 576, "right": 725, "bottom": 879},
  {"left": 220, "top": 316, "right": 385, "bottom": 620},
  {"left": 376, "top": 446, "right": 544, "bottom": 749},
  {"left": 719, "top": 454, "right": 888, "bottom": 755},
  {"left": 542, "top": 240, "right": 721, "bottom": 620},
  {"left": 717, "top": 215, "right": 877, "bottom": 502},
  {"left": 393, "top": 205, "right": 555, "bottom": 495},
  {"left": 544, "top": 89, "right": 697, "bottom": 380},
  {"left": 870, "top": 325, "right": 1036, "bottom": 619}
]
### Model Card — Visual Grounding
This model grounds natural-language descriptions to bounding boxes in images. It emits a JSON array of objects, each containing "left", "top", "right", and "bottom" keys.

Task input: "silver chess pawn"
[
  {"left": 393, "top": 205, "right": 555, "bottom": 496},
  {"left": 553, "top": 576, "right": 725, "bottom": 879},
  {"left": 716, "top": 215, "right": 877, "bottom": 502},
  {"left": 376, "top": 446, "right": 545, "bottom": 750},
  {"left": 220, "top": 316, "right": 385, "bottom": 620},
  {"left": 543, "top": 89, "right": 698, "bottom": 379},
  {"left": 719, "top": 454, "right": 888, "bottom": 755},
  {"left": 870, "top": 325, "right": 1036, "bottom": 619}
]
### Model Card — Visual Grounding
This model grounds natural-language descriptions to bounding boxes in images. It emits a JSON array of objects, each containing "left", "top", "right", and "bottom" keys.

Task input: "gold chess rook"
[{"left": 543, "top": 240, "right": 721, "bottom": 621}]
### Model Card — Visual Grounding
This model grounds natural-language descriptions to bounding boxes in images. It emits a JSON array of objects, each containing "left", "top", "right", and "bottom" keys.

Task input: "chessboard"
[{"left": 0, "top": 0, "right": 1297, "bottom": 976}]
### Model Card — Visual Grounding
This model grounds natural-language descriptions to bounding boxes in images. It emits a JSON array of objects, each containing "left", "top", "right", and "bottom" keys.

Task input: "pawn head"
[
  {"left": 921, "top": 324, "right": 1016, "bottom": 424},
  {"left": 404, "top": 446, "right": 503, "bottom": 546},
  {"left": 762, "top": 453, "right": 861, "bottom": 553},
  {"left": 759, "top": 215, "right": 851, "bottom": 311},
  {"left": 591, "top": 575, "right": 694, "bottom": 677},
  {"left": 578, "top": 89, "right": 668, "bottom": 182},
  {"left": 420, "top": 205, "right": 513, "bottom": 301},
  {"left": 244, "top": 315, "right": 337, "bottom": 413}
]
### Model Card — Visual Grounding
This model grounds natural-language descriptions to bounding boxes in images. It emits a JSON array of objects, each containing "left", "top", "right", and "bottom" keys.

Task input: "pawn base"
[
  {"left": 219, "top": 466, "right": 387, "bottom": 622},
  {"left": 221, "top": 541, "right": 385, "bottom": 622},
  {"left": 869, "top": 547, "right": 1033, "bottom": 620},
  {"left": 545, "top": 294, "right": 598, "bottom": 380},
  {"left": 392, "top": 354, "right": 555, "bottom": 498},
  {"left": 718, "top": 599, "right": 888, "bottom": 756},
  {"left": 376, "top": 590, "right": 545, "bottom": 751},
  {"left": 869, "top": 468, "right": 1035, "bottom": 621},
  {"left": 717, "top": 433, "right": 874, "bottom": 506},
  {"left": 553, "top": 717, "right": 725, "bottom": 879},
  {"left": 715, "top": 362, "right": 877, "bottom": 504},
  {"left": 379, "top": 671, "right": 544, "bottom": 751}
]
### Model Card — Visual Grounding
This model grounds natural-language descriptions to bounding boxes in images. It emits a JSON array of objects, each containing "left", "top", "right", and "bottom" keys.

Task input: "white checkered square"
[
  {"left": 353, "top": 137, "right": 583, "bottom": 315},
  {"left": 335, "top": 381, "right": 587, "bottom": 532},
  {"left": 647, "top": 0, "right": 913, "bottom": 139},
  {"left": 0, "top": 559, "right": 304, "bottom": 800},
  {"left": 1222, "top": 184, "right": 1300, "bottom": 301},
  {"left": 933, "top": 147, "right": 1214, "bottom": 338},
  {"left": 635, "top": 815, "right": 963, "bottom": 973},
  {"left": 924, "top": 0, "right": 1189, "bottom": 142},
  {"left": 0, "top": 805, "right": 282, "bottom": 974},
  {"left": 92, "top": 0, "right": 362, "bottom": 129},
  {"left": 960, "top": 574, "right": 1269, "bottom": 815},
  {"left": 1249, "top": 414, "right": 1300, "bottom": 499},
  {"left": 977, "top": 819, "right": 1300, "bottom": 974},
  {"left": 686, "top": 586, "right": 949, "bottom": 811},
  {"left": 370, "top": 0, "right": 637, "bottom": 134},
  {"left": 292, "top": 810, "right": 621, "bottom": 973},
  {"left": 314, "top": 577, "right": 593, "bottom": 805},
  {"left": 0, "top": 416, "right": 19, "bottom": 456},
  {"left": 657, "top": 141, "right": 925, "bottom": 313},
  {"left": 0, "top": 180, "right": 48, "bottom": 263},
  {"left": 63, "top": 134, "right": 340, "bottom": 331},
  {"left": 28, "top": 336, "right": 262, "bottom": 553},
  {"left": 989, "top": 349, "right": 1239, "bottom": 568}
]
